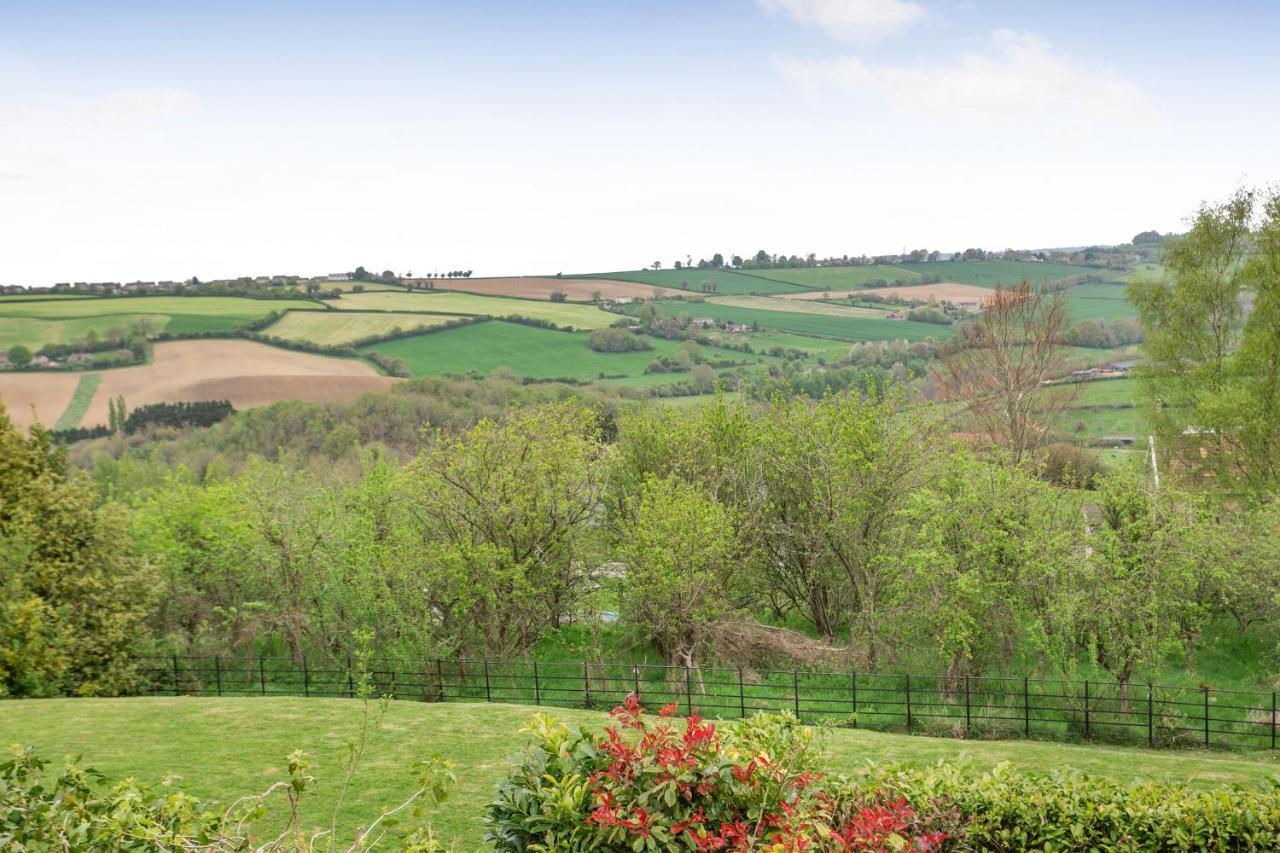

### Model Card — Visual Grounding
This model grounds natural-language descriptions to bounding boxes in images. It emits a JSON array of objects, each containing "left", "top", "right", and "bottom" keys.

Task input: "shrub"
[
  {"left": 485, "top": 698, "right": 951, "bottom": 851},
  {"left": 588, "top": 326, "right": 653, "bottom": 353}
]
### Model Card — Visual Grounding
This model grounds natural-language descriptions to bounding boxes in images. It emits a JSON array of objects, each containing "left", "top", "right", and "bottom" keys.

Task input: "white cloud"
[
  {"left": 778, "top": 29, "right": 1150, "bottom": 123},
  {"left": 757, "top": 0, "right": 926, "bottom": 42},
  {"left": 96, "top": 87, "right": 201, "bottom": 121}
]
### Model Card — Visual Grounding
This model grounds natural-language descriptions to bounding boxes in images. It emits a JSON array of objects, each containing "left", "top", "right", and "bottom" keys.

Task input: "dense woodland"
[{"left": 2, "top": 189, "right": 1278, "bottom": 711}]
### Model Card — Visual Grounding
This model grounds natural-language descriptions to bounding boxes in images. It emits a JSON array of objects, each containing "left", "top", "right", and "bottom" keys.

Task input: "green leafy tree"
[{"left": 6, "top": 345, "right": 32, "bottom": 367}]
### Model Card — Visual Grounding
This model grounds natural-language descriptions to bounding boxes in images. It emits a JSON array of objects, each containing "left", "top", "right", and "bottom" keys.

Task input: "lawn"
[
  {"left": 1, "top": 698, "right": 1274, "bottom": 849},
  {"left": 653, "top": 300, "right": 952, "bottom": 342},
  {"left": 579, "top": 269, "right": 811, "bottom": 296},
  {"left": 334, "top": 291, "right": 616, "bottom": 329},
  {"left": 362, "top": 320, "right": 736, "bottom": 381},
  {"left": 263, "top": 310, "right": 466, "bottom": 346}
]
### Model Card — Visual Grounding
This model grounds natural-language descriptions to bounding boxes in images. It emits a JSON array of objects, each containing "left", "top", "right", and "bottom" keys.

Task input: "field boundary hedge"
[{"left": 140, "top": 655, "right": 1280, "bottom": 753}]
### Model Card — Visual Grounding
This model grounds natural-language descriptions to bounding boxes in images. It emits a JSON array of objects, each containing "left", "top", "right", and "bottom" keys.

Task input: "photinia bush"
[{"left": 485, "top": 695, "right": 951, "bottom": 851}]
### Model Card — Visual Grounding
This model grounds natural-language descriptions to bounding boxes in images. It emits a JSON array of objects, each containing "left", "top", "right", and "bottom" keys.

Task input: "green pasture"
[
  {"left": 656, "top": 299, "right": 951, "bottom": 342},
  {"left": 736, "top": 265, "right": 921, "bottom": 290},
  {"left": 897, "top": 260, "right": 1100, "bottom": 287},
  {"left": 362, "top": 321, "right": 753, "bottom": 382},
  {"left": 52, "top": 373, "right": 102, "bottom": 430},
  {"left": 334, "top": 291, "right": 616, "bottom": 329},
  {"left": 2, "top": 698, "right": 1273, "bottom": 849},
  {"left": 580, "top": 269, "right": 810, "bottom": 296},
  {"left": 1063, "top": 283, "right": 1140, "bottom": 322},
  {"left": 263, "top": 311, "right": 466, "bottom": 346}
]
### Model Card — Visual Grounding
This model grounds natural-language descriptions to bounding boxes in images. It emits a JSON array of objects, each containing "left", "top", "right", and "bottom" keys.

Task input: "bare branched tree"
[{"left": 933, "top": 280, "right": 1077, "bottom": 463}]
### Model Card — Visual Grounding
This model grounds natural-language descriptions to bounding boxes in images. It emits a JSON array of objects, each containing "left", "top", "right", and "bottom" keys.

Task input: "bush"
[
  {"left": 1040, "top": 442, "right": 1107, "bottom": 488},
  {"left": 858, "top": 761, "right": 1280, "bottom": 851},
  {"left": 485, "top": 699, "right": 951, "bottom": 851},
  {"left": 588, "top": 326, "right": 653, "bottom": 353}
]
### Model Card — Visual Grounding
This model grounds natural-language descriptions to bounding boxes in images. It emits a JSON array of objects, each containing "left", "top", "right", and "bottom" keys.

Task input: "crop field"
[
  {"left": 849, "top": 282, "right": 995, "bottom": 304},
  {"left": 706, "top": 295, "right": 893, "bottom": 318},
  {"left": 361, "top": 320, "right": 740, "bottom": 381},
  {"left": 0, "top": 371, "right": 84, "bottom": 429},
  {"left": 427, "top": 276, "right": 681, "bottom": 301},
  {"left": 2, "top": 698, "right": 1273, "bottom": 849},
  {"left": 656, "top": 299, "right": 953, "bottom": 342},
  {"left": 896, "top": 260, "right": 1100, "bottom": 287},
  {"left": 51, "top": 340, "right": 396, "bottom": 428},
  {"left": 1062, "top": 282, "right": 1140, "bottom": 322},
  {"left": 579, "top": 269, "right": 812, "bottom": 296},
  {"left": 262, "top": 310, "right": 464, "bottom": 346},
  {"left": 0, "top": 296, "right": 317, "bottom": 348},
  {"left": 713, "top": 329, "right": 853, "bottom": 357},
  {"left": 333, "top": 291, "right": 616, "bottom": 329},
  {"left": 737, "top": 265, "right": 921, "bottom": 290}
]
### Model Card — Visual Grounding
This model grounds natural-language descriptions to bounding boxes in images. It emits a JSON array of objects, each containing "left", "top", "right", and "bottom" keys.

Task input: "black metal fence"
[{"left": 140, "top": 655, "right": 1280, "bottom": 752}]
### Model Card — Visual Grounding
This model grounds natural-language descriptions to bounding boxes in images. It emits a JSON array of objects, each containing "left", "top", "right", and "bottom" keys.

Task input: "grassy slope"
[
  {"left": 581, "top": 269, "right": 810, "bottom": 296},
  {"left": 898, "top": 260, "right": 1101, "bottom": 287},
  {"left": 1, "top": 698, "right": 1273, "bottom": 849},
  {"left": 740, "top": 266, "right": 920, "bottom": 289},
  {"left": 51, "top": 373, "right": 101, "bottom": 430},
  {"left": 362, "top": 321, "right": 753, "bottom": 381},
  {"left": 662, "top": 300, "right": 952, "bottom": 342},
  {"left": 1063, "top": 282, "right": 1140, "bottom": 322}
]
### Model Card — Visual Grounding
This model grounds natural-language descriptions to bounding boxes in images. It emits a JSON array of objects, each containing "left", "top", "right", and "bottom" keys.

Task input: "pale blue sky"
[{"left": 1, "top": 1, "right": 1277, "bottom": 284}]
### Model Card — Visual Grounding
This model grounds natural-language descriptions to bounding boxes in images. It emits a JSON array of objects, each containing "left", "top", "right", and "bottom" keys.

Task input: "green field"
[
  {"left": 707, "top": 295, "right": 894, "bottom": 319},
  {"left": 897, "top": 260, "right": 1101, "bottom": 287},
  {"left": 362, "top": 320, "right": 746, "bottom": 381},
  {"left": 653, "top": 299, "right": 952, "bottom": 342},
  {"left": 0, "top": 296, "right": 317, "bottom": 349},
  {"left": 1063, "top": 282, "right": 1140, "bottom": 322},
  {"left": 263, "top": 310, "right": 465, "bottom": 346},
  {"left": 335, "top": 291, "right": 616, "bottom": 329},
  {"left": 580, "top": 269, "right": 811, "bottom": 296},
  {"left": 52, "top": 373, "right": 101, "bottom": 430},
  {"left": 734, "top": 265, "right": 922, "bottom": 290},
  {"left": 1, "top": 698, "right": 1272, "bottom": 849}
]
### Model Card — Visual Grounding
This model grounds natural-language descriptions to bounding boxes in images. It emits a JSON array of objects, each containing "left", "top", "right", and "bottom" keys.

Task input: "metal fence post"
[
  {"left": 214, "top": 655, "right": 222, "bottom": 696},
  {"left": 1203, "top": 687, "right": 1210, "bottom": 747},
  {"left": 302, "top": 656, "right": 309, "bottom": 698},
  {"left": 259, "top": 656, "right": 266, "bottom": 696},
  {"left": 172, "top": 653, "right": 180, "bottom": 696},
  {"left": 634, "top": 666, "right": 641, "bottom": 702},
  {"left": 1083, "top": 680, "right": 1090, "bottom": 738},
  {"left": 484, "top": 659, "right": 492, "bottom": 703},
  {"left": 533, "top": 660, "right": 541, "bottom": 706},
  {"left": 905, "top": 674, "right": 912, "bottom": 733},
  {"left": 738, "top": 668, "right": 745, "bottom": 718},
  {"left": 1272, "top": 692, "right": 1277, "bottom": 750},
  {"left": 851, "top": 671, "right": 857, "bottom": 728},
  {"left": 684, "top": 666, "right": 692, "bottom": 716},
  {"left": 435, "top": 658, "right": 444, "bottom": 701},
  {"left": 1024, "top": 677, "right": 1030, "bottom": 737},
  {"left": 1152, "top": 681, "right": 1162, "bottom": 742},
  {"left": 793, "top": 671, "right": 800, "bottom": 718},
  {"left": 581, "top": 661, "right": 589, "bottom": 708},
  {"left": 964, "top": 675, "right": 971, "bottom": 736},
  {"left": 347, "top": 655, "right": 355, "bottom": 698}
]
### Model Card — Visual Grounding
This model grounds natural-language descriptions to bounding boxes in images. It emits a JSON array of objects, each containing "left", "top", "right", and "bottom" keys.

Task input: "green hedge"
[{"left": 855, "top": 761, "right": 1280, "bottom": 850}]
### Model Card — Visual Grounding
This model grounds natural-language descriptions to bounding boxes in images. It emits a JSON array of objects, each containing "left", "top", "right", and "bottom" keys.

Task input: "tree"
[
  {"left": 932, "top": 281, "right": 1075, "bottom": 464},
  {"left": 7, "top": 345, "right": 32, "bottom": 367},
  {"left": 710, "top": 253, "right": 724, "bottom": 269},
  {"left": 615, "top": 475, "right": 740, "bottom": 668},
  {"left": 352, "top": 266, "right": 368, "bottom": 281},
  {"left": 1129, "top": 188, "right": 1280, "bottom": 496},
  {"left": 0, "top": 404, "right": 156, "bottom": 696}
]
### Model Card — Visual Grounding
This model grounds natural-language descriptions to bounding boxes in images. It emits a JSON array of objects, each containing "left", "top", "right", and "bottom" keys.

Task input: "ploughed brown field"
[
  {"left": 782, "top": 282, "right": 995, "bottom": 304},
  {"left": 409, "top": 276, "right": 682, "bottom": 301},
  {"left": 0, "top": 372, "right": 83, "bottom": 429}
]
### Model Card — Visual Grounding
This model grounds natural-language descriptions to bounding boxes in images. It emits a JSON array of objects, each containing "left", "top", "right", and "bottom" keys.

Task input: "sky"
[{"left": 1, "top": 0, "right": 1278, "bottom": 285}]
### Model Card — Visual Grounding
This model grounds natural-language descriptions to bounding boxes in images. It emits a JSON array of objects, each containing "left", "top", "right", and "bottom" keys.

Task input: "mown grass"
[
  {"left": 1, "top": 698, "right": 1274, "bottom": 849},
  {"left": 335, "top": 291, "right": 616, "bottom": 330},
  {"left": 51, "top": 373, "right": 101, "bottom": 430}
]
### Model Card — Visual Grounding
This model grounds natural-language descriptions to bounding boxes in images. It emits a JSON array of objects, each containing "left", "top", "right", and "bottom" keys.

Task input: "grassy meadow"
[
  {"left": 654, "top": 299, "right": 952, "bottom": 342},
  {"left": 2, "top": 697, "right": 1274, "bottom": 849},
  {"left": 580, "top": 268, "right": 812, "bottom": 296},
  {"left": 334, "top": 291, "right": 616, "bottom": 329},
  {"left": 263, "top": 310, "right": 464, "bottom": 345}
]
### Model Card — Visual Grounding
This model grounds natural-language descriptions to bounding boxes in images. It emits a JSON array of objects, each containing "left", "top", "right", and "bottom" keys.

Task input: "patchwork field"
[
  {"left": 580, "top": 269, "right": 812, "bottom": 296},
  {"left": 651, "top": 299, "right": 952, "bottom": 342},
  {"left": 0, "top": 295, "right": 318, "bottom": 348},
  {"left": 56, "top": 340, "right": 397, "bottom": 428},
  {"left": 706, "top": 295, "right": 893, "bottom": 318},
  {"left": 333, "top": 291, "right": 616, "bottom": 329},
  {"left": 262, "top": 310, "right": 464, "bottom": 346},
  {"left": 361, "top": 320, "right": 733, "bottom": 381},
  {"left": 424, "top": 276, "right": 680, "bottom": 301}
]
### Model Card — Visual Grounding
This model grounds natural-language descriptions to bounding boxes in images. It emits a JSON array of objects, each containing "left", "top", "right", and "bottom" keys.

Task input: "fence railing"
[{"left": 139, "top": 655, "right": 1280, "bottom": 752}]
